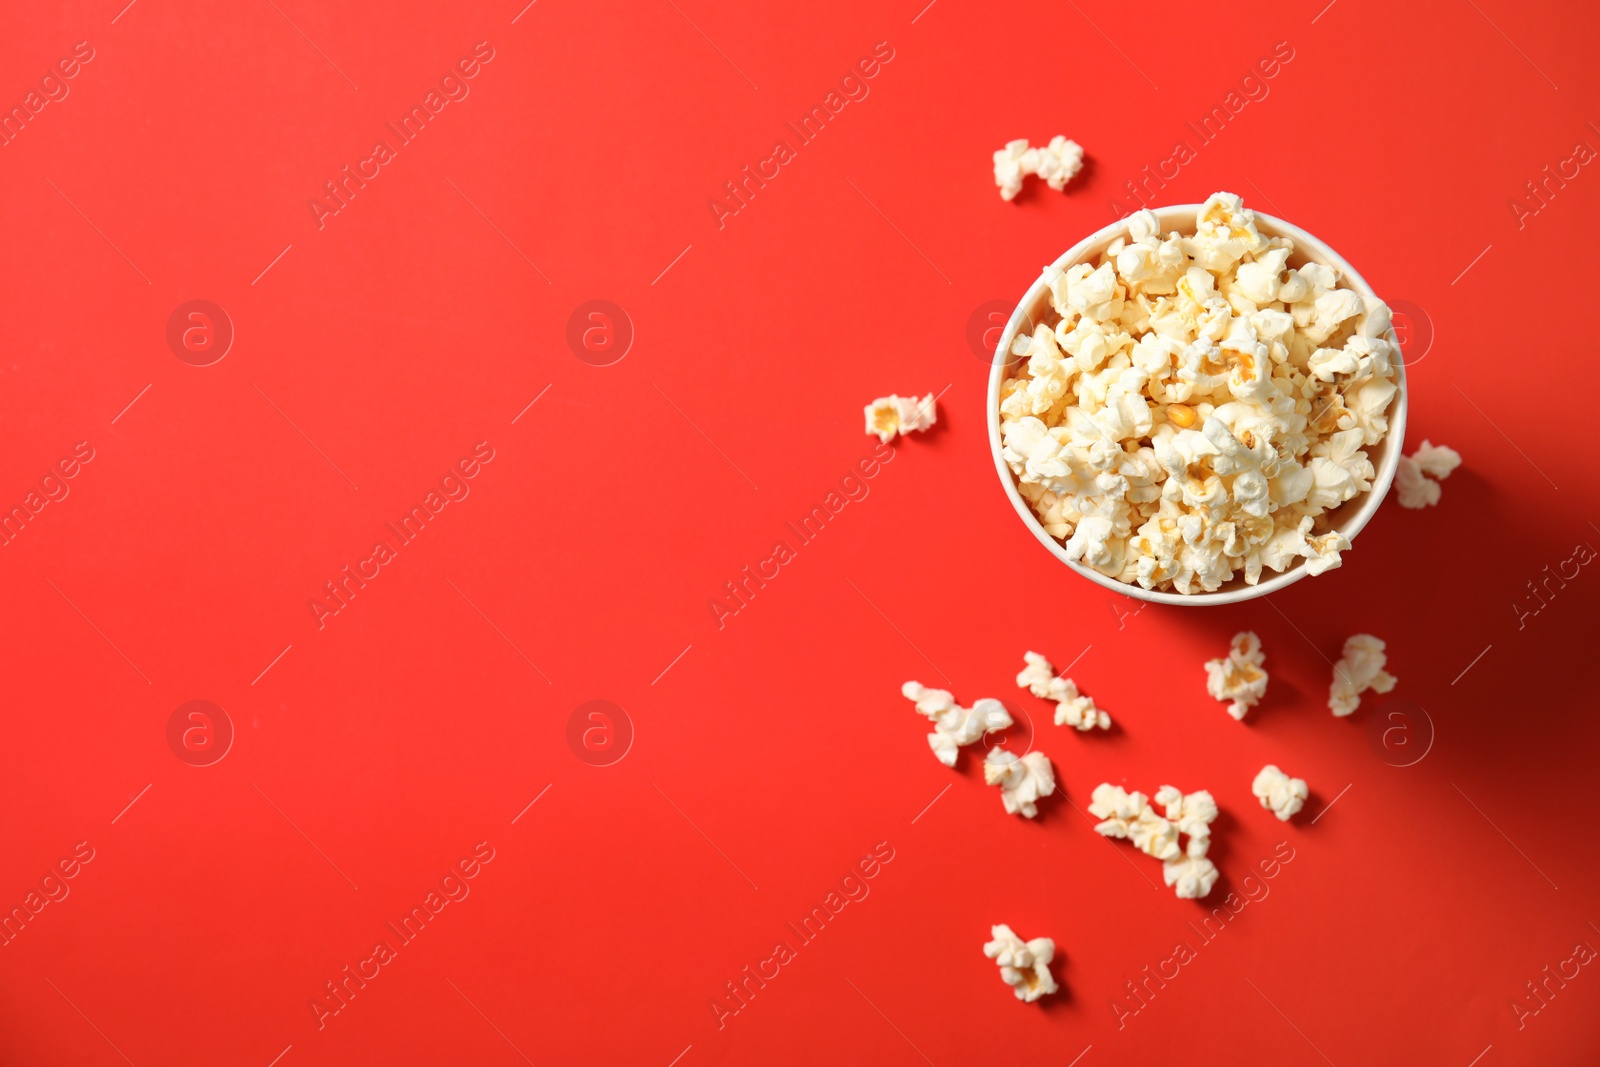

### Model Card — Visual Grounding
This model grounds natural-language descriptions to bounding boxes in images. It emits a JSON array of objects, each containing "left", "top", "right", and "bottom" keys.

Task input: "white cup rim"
[{"left": 985, "top": 203, "right": 1409, "bottom": 606}]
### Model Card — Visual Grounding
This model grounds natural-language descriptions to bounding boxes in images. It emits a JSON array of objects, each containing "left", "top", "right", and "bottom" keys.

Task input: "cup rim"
[{"left": 985, "top": 202, "right": 1409, "bottom": 606}]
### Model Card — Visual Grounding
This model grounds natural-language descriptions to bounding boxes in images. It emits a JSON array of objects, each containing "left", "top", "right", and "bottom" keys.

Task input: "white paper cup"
[{"left": 986, "top": 204, "right": 1408, "bottom": 606}]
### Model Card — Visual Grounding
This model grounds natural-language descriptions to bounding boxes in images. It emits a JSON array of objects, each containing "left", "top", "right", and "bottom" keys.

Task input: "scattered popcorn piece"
[
  {"left": 1030, "top": 136, "right": 1084, "bottom": 192},
  {"left": 1252, "top": 764, "right": 1309, "bottom": 821},
  {"left": 993, "top": 139, "right": 1031, "bottom": 201},
  {"left": 926, "top": 699, "right": 1013, "bottom": 766},
  {"left": 903, "top": 682, "right": 1012, "bottom": 766},
  {"left": 1204, "top": 631, "right": 1268, "bottom": 720},
  {"left": 1016, "top": 651, "right": 1056, "bottom": 699},
  {"left": 983, "top": 925, "right": 1059, "bottom": 1002},
  {"left": 1393, "top": 454, "right": 1439, "bottom": 509},
  {"left": 1126, "top": 812, "right": 1179, "bottom": 861},
  {"left": 1328, "top": 634, "right": 1397, "bottom": 717},
  {"left": 998, "top": 192, "right": 1401, "bottom": 594},
  {"left": 902, "top": 681, "right": 956, "bottom": 719},
  {"left": 1052, "top": 681, "right": 1111, "bottom": 731},
  {"left": 1088, "top": 784, "right": 1177, "bottom": 860},
  {"left": 1153, "top": 785, "right": 1219, "bottom": 857},
  {"left": 864, "top": 393, "right": 937, "bottom": 443},
  {"left": 1412, "top": 439, "right": 1461, "bottom": 480},
  {"left": 1014, "top": 651, "right": 1111, "bottom": 731},
  {"left": 984, "top": 748, "right": 1056, "bottom": 818},
  {"left": 993, "top": 136, "right": 1085, "bottom": 200},
  {"left": 1394, "top": 439, "right": 1462, "bottom": 509},
  {"left": 1163, "top": 855, "right": 1220, "bottom": 899},
  {"left": 1093, "top": 782, "right": 1221, "bottom": 898},
  {"left": 1086, "top": 784, "right": 1145, "bottom": 827}
]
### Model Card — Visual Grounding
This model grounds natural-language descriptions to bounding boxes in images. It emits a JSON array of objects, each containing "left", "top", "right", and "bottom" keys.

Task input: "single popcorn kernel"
[
  {"left": 1204, "top": 631, "right": 1268, "bottom": 720},
  {"left": 983, "top": 925, "right": 1059, "bottom": 1003},
  {"left": 984, "top": 748, "right": 1056, "bottom": 818},
  {"left": 1394, "top": 439, "right": 1462, "bottom": 509},
  {"left": 1168, "top": 403, "right": 1197, "bottom": 428},
  {"left": 1328, "top": 634, "right": 1396, "bottom": 716},
  {"left": 1252, "top": 764, "right": 1308, "bottom": 821},
  {"left": 864, "top": 393, "right": 937, "bottom": 443}
]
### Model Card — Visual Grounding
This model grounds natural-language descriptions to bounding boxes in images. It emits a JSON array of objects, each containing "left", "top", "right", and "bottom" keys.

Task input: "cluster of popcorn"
[
  {"left": 1016, "top": 650, "right": 1111, "bottom": 730},
  {"left": 1252, "top": 764, "right": 1309, "bottom": 821},
  {"left": 902, "top": 680, "right": 1057, "bottom": 818},
  {"left": 1089, "top": 783, "right": 1220, "bottom": 899},
  {"left": 993, "top": 136, "right": 1084, "bottom": 201},
  {"left": 1394, "top": 439, "right": 1461, "bottom": 508},
  {"left": 1204, "top": 630, "right": 1269, "bottom": 720},
  {"left": 1328, "top": 634, "right": 1396, "bottom": 716},
  {"left": 902, "top": 682, "right": 1011, "bottom": 766},
  {"left": 865, "top": 393, "right": 938, "bottom": 443},
  {"left": 983, "top": 924, "right": 1059, "bottom": 1002},
  {"left": 998, "top": 193, "right": 1400, "bottom": 594}
]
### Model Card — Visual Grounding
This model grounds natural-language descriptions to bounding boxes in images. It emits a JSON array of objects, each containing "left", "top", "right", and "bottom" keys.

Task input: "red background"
[{"left": 2, "top": 0, "right": 1597, "bottom": 1064}]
